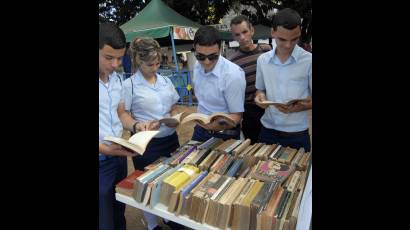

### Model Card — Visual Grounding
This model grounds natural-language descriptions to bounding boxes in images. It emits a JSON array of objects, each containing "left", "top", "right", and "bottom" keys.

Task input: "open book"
[
  {"left": 104, "top": 130, "right": 159, "bottom": 155},
  {"left": 257, "top": 98, "right": 310, "bottom": 107},
  {"left": 158, "top": 112, "right": 188, "bottom": 127},
  {"left": 180, "top": 112, "right": 236, "bottom": 128}
]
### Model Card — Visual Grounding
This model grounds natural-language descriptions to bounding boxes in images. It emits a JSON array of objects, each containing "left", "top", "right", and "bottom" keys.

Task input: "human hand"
[
  {"left": 135, "top": 121, "right": 151, "bottom": 131},
  {"left": 207, "top": 118, "right": 234, "bottom": 131},
  {"left": 273, "top": 104, "right": 291, "bottom": 114},
  {"left": 254, "top": 93, "right": 269, "bottom": 109},
  {"left": 286, "top": 100, "right": 310, "bottom": 113},
  {"left": 148, "top": 120, "right": 160, "bottom": 130}
]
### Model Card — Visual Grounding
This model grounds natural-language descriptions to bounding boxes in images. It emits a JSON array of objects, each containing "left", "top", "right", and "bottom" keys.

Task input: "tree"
[
  {"left": 162, "top": 0, "right": 232, "bottom": 25},
  {"left": 99, "top": 0, "right": 148, "bottom": 25},
  {"left": 229, "top": 0, "right": 312, "bottom": 44},
  {"left": 98, "top": 0, "right": 311, "bottom": 43}
]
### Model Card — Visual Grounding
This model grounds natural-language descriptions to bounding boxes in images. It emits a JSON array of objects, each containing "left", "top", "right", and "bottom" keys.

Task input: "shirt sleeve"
[
  {"left": 225, "top": 68, "right": 246, "bottom": 113},
  {"left": 122, "top": 78, "right": 132, "bottom": 111},
  {"left": 255, "top": 55, "right": 266, "bottom": 90},
  {"left": 167, "top": 77, "right": 180, "bottom": 104}
]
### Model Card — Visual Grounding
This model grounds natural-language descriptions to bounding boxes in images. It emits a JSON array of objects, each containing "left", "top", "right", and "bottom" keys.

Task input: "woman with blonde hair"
[{"left": 120, "top": 37, "right": 183, "bottom": 230}]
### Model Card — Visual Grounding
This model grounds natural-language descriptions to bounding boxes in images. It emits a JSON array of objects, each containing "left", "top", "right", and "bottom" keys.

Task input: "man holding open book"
[
  {"left": 255, "top": 8, "right": 312, "bottom": 152},
  {"left": 191, "top": 25, "right": 246, "bottom": 142},
  {"left": 99, "top": 23, "right": 154, "bottom": 230}
]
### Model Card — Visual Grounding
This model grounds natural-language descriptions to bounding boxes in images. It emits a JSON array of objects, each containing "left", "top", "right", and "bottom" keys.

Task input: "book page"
[
  {"left": 257, "top": 100, "right": 287, "bottom": 106},
  {"left": 180, "top": 113, "right": 210, "bottom": 125},
  {"left": 258, "top": 98, "right": 309, "bottom": 106},
  {"left": 103, "top": 136, "right": 142, "bottom": 154},
  {"left": 128, "top": 131, "right": 160, "bottom": 154}
]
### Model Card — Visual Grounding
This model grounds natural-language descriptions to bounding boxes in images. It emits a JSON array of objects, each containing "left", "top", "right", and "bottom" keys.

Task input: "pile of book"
[{"left": 115, "top": 137, "right": 312, "bottom": 230}]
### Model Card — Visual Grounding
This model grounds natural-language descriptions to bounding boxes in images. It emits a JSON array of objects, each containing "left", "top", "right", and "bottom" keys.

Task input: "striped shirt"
[{"left": 227, "top": 44, "right": 272, "bottom": 103}]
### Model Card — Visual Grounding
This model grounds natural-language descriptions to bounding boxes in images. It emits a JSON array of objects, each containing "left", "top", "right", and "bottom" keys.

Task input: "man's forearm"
[{"left": 303, "top": 99, "right": 312, "bottom": 110}]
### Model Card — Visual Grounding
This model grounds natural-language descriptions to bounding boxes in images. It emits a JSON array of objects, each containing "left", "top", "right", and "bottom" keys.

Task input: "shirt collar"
[
  {"left": 99, "top": 72, "right": 118, "bottom": 85},
  {"left": 198, "top": 55, "right": 224, "bottom": 77},
  {"left": 269, "top": 44, "right": 302, "bottom": 64},
  {"left": 132, "top": 70, "right": 166, "bottom": 87}
]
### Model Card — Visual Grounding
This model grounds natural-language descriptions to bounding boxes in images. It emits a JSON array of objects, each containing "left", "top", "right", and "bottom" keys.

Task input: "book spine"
[
  {"left": 226, "top": 159, "right": 244, "bottom": 177},
  {"left": 178, "top": 145, "right": 197, "bottom": 163},
  {"left": 270, "top": 145, "right": 282, "bottom": 159},
  {"left": 224, "top": 140, "right": 243, "bottom": 154},
  {"left": 198, "top": 137, "right": 215, "bottom": 149}
]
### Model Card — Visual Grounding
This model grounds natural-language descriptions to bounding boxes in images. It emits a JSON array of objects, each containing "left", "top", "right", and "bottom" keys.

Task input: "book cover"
[
  {"left": 115, "top": 170, "right": 144, "bottom": 197},
  {"left": 149, "top": 164, "right": 182, "bottom": 208},
  {"left": 250, "top": 160, "right": 294, "bottom": 184}
]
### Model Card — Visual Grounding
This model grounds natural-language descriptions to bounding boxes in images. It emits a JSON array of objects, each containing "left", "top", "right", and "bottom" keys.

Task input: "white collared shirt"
[
  {"left": 99, "top": 72, "right": 124, "bottom": 147},
  {"left": 123, "top": 71, "right": 179, "bottom": 138},
  {"left": 256, "top": 44, "right": 312, "bottom": 132},
  {"left": 193, "top": 55, "right": 246, "bottom": 115}
]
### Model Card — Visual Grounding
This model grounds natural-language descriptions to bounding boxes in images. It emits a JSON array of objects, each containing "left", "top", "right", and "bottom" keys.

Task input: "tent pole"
[{"left": 170, "top": 29, "right": 179, "bottom": 72}]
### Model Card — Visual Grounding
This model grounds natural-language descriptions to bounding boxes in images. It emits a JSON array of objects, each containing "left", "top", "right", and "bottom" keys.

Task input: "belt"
[
  {"left": 207, "top": 129, "right": 239, "bottom": 136},
  {"left": 205, "top": 124, "right": 240, "bottom": 136},
  {"left": 271, "top": 128, "right": 309, "bottom": 137}
]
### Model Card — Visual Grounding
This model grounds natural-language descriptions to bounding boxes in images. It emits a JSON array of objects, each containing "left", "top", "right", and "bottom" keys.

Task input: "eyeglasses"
[{"left": 195, "top": 53, "right": 219, "bottom": 61}]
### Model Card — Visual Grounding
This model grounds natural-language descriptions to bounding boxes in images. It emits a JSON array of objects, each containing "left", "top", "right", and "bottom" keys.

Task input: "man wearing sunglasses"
[
  {"left": 191, "top": 25, "right": 246, "bottom": 142},
  {"left": 255, "top": 8, "right": 312, "bottom": 152}
]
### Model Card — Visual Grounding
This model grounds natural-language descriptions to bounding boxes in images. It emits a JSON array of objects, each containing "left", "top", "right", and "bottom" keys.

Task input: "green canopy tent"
[{"left": 120, "top": 0, "right": 202, "bottom": 72}]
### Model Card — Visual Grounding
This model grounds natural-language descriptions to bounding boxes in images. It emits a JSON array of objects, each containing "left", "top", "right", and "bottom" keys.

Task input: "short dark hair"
[
  {"left": 99, "top": 22, "right": 126, "bottom": 50},
  {"left": 272, "top": 8, "right": 301, "bottom": 31},
  {"left": 230, "top": 15, "right": 252, "bottom": 29},
  {"left": 193, "top": 26, "right": 221, "bottom": 49}
]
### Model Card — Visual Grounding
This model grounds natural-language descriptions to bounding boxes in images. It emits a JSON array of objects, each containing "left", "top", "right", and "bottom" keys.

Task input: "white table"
[
  {"left": 115, "top": 166, "right": 312, "bottom": 230},
  {"left": 115, "top": 193, "right": 222, "bottom": 230}
]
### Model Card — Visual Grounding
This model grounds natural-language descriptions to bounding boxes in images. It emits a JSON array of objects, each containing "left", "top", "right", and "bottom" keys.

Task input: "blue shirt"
[
  {"left": 255, "top": 44, "right": 312, "bottom": 132},
  {"left": 99, "top": 72, "right": 124, "bottom": 149},
  {"left": 123, "top": 71, "right": 180, "bottom": 138},
  {"left": 193, "top": 55, "right": 246, "bottom": 115}
]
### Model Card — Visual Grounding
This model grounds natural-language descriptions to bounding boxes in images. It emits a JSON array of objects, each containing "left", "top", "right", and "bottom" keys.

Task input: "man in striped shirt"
[{"left": 227, "top": 15, "right": 272, "bottom": 144}]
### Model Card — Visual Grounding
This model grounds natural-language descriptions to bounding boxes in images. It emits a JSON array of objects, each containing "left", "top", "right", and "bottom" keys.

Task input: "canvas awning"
[{"left": 120, "top": 0, "right": 201, "bottom": 42}]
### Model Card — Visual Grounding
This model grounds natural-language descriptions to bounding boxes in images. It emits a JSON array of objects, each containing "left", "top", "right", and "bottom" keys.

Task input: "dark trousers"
[
  {"left": 258, "top": 126, "right": 311, "bottom": 152},
  {"left": 242, "top": 103, "right": 265, "bottom": 144},
  {"left": 99, "top": 156, "right": 127, "bottom": 230},
  {"left": 132, "top": 132, "right": 180, "bottom": 171},
  {"left": 191, "top": 125, "right": 241, "bottom": 142}
]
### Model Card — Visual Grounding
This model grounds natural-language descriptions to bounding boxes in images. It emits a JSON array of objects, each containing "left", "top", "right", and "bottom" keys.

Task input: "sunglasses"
[{"left": 195, "top": 53, "right": 219, "bottom": 61}]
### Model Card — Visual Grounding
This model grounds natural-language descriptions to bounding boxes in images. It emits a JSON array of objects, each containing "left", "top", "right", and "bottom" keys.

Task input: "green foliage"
[{"left": 99, "top": 0, "right": 311, "bottom": 43}]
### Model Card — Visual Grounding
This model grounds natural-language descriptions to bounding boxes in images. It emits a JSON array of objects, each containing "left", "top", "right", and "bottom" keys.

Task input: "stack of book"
[
  {"left": 114, "top": 136, "right": 312, "bottom": 230},
  {"left": 160, "top": 164, "right": 200, "bottom": 208},
  {"left": 132, "top": 163, "right": 170, "bottom": 203}
]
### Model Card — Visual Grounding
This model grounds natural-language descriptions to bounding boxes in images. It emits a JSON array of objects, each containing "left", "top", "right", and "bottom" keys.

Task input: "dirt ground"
[{"left": 122, "top": 105, "right": 312, "bottom": 230}]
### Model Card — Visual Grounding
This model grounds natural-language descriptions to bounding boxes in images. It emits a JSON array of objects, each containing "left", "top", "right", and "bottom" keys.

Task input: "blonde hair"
[{"left": 131, "top": 37, "right": 161, "bottom": 71}]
